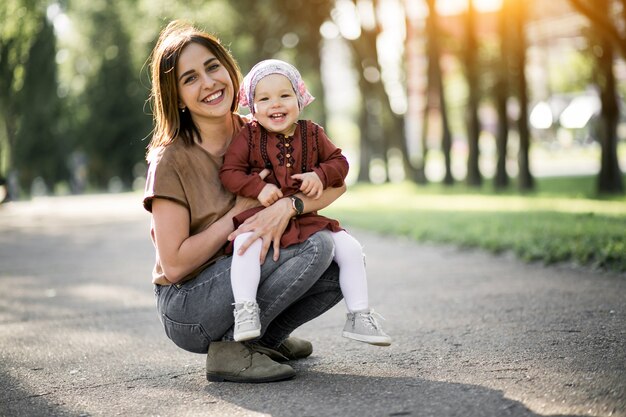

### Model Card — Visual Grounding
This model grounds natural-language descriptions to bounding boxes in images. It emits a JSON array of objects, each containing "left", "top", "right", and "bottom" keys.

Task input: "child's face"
[{"left": 253, "top": 74, "right": 300, "bottom": 136}]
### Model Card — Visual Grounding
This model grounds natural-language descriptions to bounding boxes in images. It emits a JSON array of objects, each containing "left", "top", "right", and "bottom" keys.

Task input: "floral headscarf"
[{"left": 239, "top": 59, "right": 315, "bottom": 115}]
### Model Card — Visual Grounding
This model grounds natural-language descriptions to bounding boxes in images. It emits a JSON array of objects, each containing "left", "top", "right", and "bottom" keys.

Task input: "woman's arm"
[
  {"left": 152, "top": 196, "right": 258, "bottom": 283},
  {"left": 228, "top": 184, "right": 347, "bottom": 263}
]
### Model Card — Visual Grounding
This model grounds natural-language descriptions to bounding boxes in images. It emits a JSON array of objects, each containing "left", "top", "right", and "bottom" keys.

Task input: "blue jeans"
[{"left": 154, "top": 231, "right": 343, "bottom": 354}]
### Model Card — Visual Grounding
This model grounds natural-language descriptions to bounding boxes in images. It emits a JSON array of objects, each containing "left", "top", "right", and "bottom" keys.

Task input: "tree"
[
  {"left": 421, "top": 0, "right": 453, "bottom": 185},
  {"left": 463, "top": 0, "right": 482, "bottom": 187},
  {"left": 511, "top": 0, "right": 533, "bottom": 191},
  {"left": 569, "top": 0, "right": 624, "bottom": 193},
  {"left": 493, "top": 0, "right": 511, "bottom": 189},
  {"left": 0, "top": 0, "right": 42, "bottom": 199},
  {"left": 78, "top": 2, "right": 151, "bottom": 189},
  {"left": 14, "top": 14, "right": 67, "bottom": 193}
]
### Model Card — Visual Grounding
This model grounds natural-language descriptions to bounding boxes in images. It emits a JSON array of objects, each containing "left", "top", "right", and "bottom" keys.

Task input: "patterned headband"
[{"left": 239, "top": 59, "right": 315, "bottom": 115}]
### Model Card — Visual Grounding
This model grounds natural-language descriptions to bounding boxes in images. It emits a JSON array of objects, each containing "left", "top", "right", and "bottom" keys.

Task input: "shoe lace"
[
  {"left": 358, "top": 310, "right": 385, "bottom": 331},
  {"left": 233, "top": 302, "right": 258, "bottom": 328}
]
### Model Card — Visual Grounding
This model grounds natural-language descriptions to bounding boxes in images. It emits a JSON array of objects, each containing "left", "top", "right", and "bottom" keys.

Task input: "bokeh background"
[{"left": 1, "top": 0, "right": 625, "bottom": 200}]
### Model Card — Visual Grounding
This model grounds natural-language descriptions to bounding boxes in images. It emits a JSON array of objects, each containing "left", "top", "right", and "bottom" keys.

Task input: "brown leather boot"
[
  {"left": 250, "top": 337, "right": 313, "bottom": 362},
  {"left": 206, "top": 341, "right": 295, "bottom": 383}
]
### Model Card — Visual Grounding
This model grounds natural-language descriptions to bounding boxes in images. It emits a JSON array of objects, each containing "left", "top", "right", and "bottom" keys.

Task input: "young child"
[{"left": 219, "top": 59, "right": 391, "bottom": 346}]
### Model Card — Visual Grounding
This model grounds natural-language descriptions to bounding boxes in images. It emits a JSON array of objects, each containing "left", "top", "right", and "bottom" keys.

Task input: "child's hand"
[
  {"left": 258, "top": 183, "right": 283, "bottom": 207},
  {"left": 292, "top": 172, "right": 323, "bottom": 199}
]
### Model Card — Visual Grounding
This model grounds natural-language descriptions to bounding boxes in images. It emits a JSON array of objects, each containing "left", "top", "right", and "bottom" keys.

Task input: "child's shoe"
[
  {"left": 233, "top": 301, "right": 261, "bottom": 342},
  {"left": 342, "top": 310, "right": 391, "bottom": 346}
]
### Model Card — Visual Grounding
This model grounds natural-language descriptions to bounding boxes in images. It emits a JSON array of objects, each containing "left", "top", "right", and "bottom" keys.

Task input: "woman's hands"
[
  {"left": 228, "top": 183, "right": 346, "bottom": 263},
  {"left": 227, "top": 198, "right": 292, "bottom": 263}
]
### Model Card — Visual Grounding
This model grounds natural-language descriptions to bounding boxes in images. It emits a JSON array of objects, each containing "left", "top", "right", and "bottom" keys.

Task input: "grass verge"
[{"left": 322, "top": 177, "right": 626, "bottom": 273}]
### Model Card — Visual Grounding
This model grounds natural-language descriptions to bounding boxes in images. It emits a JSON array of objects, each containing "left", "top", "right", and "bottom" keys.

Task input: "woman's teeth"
[{"left": 203, "top": 91, "right": 223, "bottom": 102}]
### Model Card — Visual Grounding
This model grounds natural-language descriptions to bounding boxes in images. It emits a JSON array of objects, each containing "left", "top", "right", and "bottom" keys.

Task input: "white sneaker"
[
  {"left": 233, "top": 301, "right": 261, "bottom": 342},
  {"left": 342, "top": 310, "right": 392, "bottom": 346}
]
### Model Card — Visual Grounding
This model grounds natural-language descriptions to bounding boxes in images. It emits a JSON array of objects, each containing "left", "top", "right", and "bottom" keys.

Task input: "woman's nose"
[{"left": 200, "top": 73, "right": 216, "bottom": 89}]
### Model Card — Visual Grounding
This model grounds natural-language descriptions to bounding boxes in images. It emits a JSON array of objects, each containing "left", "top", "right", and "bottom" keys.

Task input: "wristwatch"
[{"left": 290, "top": 196, "right": 304, "bottom": 216}]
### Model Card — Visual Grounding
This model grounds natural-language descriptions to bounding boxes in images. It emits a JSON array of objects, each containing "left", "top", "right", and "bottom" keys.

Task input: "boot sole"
[
  {"left": 342, "top": 331, "right": 392, "bottom": 346},
  {"left": 206, "top": 370, "right": 296, "bottom": 383}
]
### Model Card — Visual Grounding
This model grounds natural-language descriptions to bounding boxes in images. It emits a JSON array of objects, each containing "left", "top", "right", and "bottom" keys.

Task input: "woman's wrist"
[{"left": 281, "top": 196, "right": 298, "bottom": 218}]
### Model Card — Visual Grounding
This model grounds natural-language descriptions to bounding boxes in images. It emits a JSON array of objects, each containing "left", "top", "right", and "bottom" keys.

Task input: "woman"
[{"left": 144, "top": 20, "right": 345, "bottom": 383}]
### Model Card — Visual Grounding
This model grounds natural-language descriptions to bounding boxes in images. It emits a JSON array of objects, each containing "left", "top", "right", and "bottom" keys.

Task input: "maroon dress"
[{"left": 220, "top": 119, "right": 349, "bottom": 249}]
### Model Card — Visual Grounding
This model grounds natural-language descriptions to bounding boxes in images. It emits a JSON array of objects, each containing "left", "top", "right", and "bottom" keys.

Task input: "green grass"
[{"left": 322, "top": 177, "right": 626, "bottom": 273}]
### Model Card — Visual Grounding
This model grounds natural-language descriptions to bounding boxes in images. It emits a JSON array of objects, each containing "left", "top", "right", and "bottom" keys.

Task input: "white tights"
[{"left": 230, "top": 231, "right": 369, "bottom": 312}]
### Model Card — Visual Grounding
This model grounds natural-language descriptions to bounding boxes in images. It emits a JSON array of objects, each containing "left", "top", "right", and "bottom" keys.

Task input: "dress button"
[
  {"left": 286, "top": 163, "right": 291, "bottom": 168},
  {"left": 285, "top": 143, "right": 290, "bottom": 147},
  {"left": 286, "top": 153, "right": 291, "bottom": 158}
]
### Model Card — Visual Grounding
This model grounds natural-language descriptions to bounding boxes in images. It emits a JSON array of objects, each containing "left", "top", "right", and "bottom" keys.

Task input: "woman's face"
[
  {"left": 253, "top": 74, "right": 300, "bottom": 136},
  {"left": 176, "top": 42, "right": 234, "bottom": 120}
]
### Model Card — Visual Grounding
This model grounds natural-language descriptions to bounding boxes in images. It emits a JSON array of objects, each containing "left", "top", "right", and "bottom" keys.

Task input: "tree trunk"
[
  {"left": 357, "top": 96, "right": 373, "bottom": 183},
  {"left": 439, "top": 70, "right": 454, "bottom": 185},
  {"left": 464, "top": 0, "right": 482, "bottom": 187},
  {"left": 425, "top": 0, "right": 453, "bottom": 185},
  {"left": 512, "top": 0, "right": 534, "bottom": 191},
  {"left": 494, "top": 0, "right": 510, "bottom": 189},
  {"left": 595, "top": 8, "right": 624, "bottom": 193}
]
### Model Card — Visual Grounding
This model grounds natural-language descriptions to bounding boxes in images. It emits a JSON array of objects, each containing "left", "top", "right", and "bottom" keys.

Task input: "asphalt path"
[{"left": 0, "top": 193, "right": 624, "bottom": 417}]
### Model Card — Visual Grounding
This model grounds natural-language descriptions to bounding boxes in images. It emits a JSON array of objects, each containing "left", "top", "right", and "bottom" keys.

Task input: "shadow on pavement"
[
  {"left": 1, "top": 371, "right": 78, "bottom": 417},
  {"left": 204, "top": 370, "right": 588, "bottom": 417}
]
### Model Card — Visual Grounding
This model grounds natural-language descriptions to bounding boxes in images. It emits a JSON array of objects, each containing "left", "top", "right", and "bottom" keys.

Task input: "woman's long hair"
[{"left": 146, "top": 20, "right": 241, "bottom": 156}]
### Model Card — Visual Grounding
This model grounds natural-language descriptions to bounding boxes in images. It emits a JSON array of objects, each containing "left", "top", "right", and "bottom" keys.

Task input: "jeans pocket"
[{"left": 161, "top": 313, "right": 210, "bottom": 354}]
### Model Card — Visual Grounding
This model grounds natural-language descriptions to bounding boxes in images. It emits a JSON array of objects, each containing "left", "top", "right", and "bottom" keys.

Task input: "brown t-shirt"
[{"left": 143, "top": 114, "right": 246, "bottom": 285}]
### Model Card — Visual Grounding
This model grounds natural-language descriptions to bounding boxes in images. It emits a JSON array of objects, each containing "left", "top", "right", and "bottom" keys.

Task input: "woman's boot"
[{"left": 206, "top": 341, "right": 295, "bottom": 383}]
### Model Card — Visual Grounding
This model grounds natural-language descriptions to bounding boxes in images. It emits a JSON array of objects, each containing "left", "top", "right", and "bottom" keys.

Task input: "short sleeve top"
[{"left": 143, "top": 114, "right": 247, "bottom": 285}]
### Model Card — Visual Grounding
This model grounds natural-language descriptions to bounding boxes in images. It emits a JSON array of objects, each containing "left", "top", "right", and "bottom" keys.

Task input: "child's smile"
[{"left": 253, "top": 74, "right": 300, "bottom": 136}]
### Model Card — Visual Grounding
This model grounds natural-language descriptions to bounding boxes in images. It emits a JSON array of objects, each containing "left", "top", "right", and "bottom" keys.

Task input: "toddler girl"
[{"left": 219, "top": 59, "right": 391, "bottom": 346}]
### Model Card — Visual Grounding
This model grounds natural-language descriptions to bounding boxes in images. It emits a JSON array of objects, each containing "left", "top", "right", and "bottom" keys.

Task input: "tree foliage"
[
  {"left": 14, "top": 14, "right": 67, "bottom": 192},
  {"left": 0, "top": 0, "right": 43, "bottom": 197},
  {"left": 0, "top": 0, "right": 622, "bottom": 198},
  {"left": 77, "top": 1, "right": 151, "bottom": 189}
]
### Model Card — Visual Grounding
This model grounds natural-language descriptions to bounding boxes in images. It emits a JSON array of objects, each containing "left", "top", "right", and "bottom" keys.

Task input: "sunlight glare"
[
  {"left": 437, "top": 0, "right": 503, "bottom": 15},
  {"left": 332, "top": 0, "right": 362, "bottom": 40}
]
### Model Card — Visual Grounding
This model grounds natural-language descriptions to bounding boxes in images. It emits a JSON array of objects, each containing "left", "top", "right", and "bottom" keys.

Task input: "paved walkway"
[{"left": 0, "top": 193, "right": 624, "bottom": 417}]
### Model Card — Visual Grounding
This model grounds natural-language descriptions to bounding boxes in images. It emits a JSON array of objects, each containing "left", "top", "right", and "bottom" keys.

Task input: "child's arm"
[
  {"left": 219, "top": 128, "right": 268, "bottom": 199},
  {"left": 309, "top": 123, "right": 349, "bottom": 189}
]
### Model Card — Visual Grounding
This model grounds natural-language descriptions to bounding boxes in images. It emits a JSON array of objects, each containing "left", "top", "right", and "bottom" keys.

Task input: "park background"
[{"left": 1, "top": 0, "right": 625, "bottom": 271}]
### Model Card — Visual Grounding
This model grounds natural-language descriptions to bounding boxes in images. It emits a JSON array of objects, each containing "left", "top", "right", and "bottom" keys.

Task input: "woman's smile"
[{"left": 202, "top": 89, "right": 224, "bottom": 104}]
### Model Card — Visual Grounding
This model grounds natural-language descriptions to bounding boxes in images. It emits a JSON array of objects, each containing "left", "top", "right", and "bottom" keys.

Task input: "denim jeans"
[{"left": 154, "top": 231, "right": 343, "bottom": 354}]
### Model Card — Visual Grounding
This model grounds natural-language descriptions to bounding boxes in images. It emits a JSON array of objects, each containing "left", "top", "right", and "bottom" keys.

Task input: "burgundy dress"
[{"left": 220, "top": 119, "right": 349, "bottom": 249}]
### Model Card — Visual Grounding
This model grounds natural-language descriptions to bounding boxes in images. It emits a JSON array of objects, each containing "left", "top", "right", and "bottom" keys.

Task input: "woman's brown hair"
[{"left": 147, "top": 20, "right": 241, "bottom": 155}]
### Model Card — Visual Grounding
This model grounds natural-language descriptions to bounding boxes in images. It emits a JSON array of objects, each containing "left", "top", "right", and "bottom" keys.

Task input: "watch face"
[{"left": 292, "top": 197, "right": 304, "bottom": 214}]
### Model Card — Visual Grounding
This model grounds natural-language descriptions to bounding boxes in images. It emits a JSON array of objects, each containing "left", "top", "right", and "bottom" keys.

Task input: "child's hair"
[{"left": 147, "top": 20, "right": 242, "bottom": 154}]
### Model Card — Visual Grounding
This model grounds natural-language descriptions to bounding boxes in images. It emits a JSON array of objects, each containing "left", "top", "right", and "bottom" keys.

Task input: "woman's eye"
[
  {"left": 184, "top": 75, "right": 197, "bottom": 84},
  {"left": 207, "top": 63, "right": 220, "bottom": 71}
]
